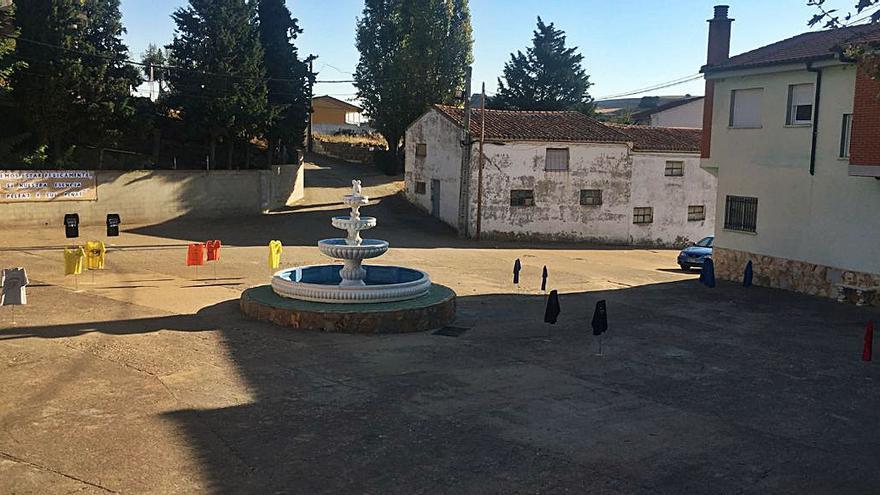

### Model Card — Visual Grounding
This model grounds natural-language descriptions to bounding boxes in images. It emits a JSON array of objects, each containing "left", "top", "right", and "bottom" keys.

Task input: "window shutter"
[
  {"left": 730, "top": 88, "right": 763, "bottom": 128},
  {"left": 545, "top": 149, "right": 569, "bottom": 171}
]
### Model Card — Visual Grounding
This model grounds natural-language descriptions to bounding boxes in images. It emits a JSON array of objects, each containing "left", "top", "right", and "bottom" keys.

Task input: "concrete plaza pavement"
[{"left": 1, "top": 155, "right": 878, "bottom": 494}]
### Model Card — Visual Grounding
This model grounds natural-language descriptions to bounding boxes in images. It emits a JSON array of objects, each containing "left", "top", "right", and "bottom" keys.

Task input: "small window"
[
  {"left": 786, "top": 83, "right": 814, "bottom": 125},
  {"left": 415, "top": 143, "right": 427, "bottom": 157},
  {"left": 580, "top": 189, "right": 602, "bottom": 206},
  {"left": 840, "top": 114, "right": 852, "bottom": 158},
  {"left": 664, "top": 161, "right": 684, "bottom": 177},
  {"left": 510, "top": 189, "right": 535, "bottom": 207},
  {"left": 687, "top": 205, "right": 706, "bottom": 221},
  {"left": 724, "top": 195, "right": 758, "bottom": 233},
  {"left": 633, "top": 207, "right": 653, "bottom": 224},
  {"left": 414, "top": 181, "right": 426, "bottom": 194},
  {"left": 729, "top": 88, "right": 763, "bottom": 128},
  {"left": 545, "top": 148, "right": 569, "bottom": 171}
]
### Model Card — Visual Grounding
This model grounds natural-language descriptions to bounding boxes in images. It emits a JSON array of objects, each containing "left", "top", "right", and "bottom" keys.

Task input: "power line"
[
  {"left": 2, "top": 34, "right": 439, "bottom": 85},
  {"left": 595, "top": 73, "right": 703, "bottom": 100}
]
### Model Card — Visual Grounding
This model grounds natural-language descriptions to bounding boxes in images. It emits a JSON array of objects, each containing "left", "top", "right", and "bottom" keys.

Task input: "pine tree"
[
  {"left": 166, "top": 0, "right": 268, "bottom": 168},
  {"left": 79, "top": 0, "right": 142, "bottom": 147},
  {"left": 0, "top": 1, "right": 17, "bottom": 93},
  {"left": 355, "top": 0, "right": 472, "bottom": 164},
  {"left": 11, "top": 0, "right": 139, "bottom": 163},
  {"left": 257, "top": 0, "right": 312, "bottom": 163},
  {"left": 492, "top": 18, "right": 593, "bottom": 112}
]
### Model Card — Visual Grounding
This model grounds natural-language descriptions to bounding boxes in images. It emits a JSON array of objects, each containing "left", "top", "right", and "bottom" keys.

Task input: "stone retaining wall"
[
  {"left": 715, "top": 246, "right": 880, "bottom": 306},
  {"left": 313, "top": 140, "right": 382, "bottom": 164},
  {"left": 0, "top": 163, "right": 304, "bottom": 227}
]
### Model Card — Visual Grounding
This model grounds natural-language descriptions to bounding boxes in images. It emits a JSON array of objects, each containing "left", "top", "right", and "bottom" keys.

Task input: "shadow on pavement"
[{"left": 4, "top": 280, "right": 880, "bottom": 492}]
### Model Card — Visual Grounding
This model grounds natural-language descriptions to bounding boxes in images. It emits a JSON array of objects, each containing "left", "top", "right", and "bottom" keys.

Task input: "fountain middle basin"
[{"left": 272, "top": 264, "right": 431, "bottom": 303}]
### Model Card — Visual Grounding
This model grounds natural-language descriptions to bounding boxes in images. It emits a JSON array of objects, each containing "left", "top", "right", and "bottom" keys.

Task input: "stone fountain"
[{"left": 270, "top": 180, "right": 432, "bottom": 304}]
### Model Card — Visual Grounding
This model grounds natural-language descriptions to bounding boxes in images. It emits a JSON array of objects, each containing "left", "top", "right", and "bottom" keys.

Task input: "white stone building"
[
  {"left": 632, "top": 97, "right": 705, "bottom": 128},
  {"left": 405, "top": 106, "right": 715, "bottom": 247},
  {"left": 699, "top": 6, "right": 880, "bottom": 304}
]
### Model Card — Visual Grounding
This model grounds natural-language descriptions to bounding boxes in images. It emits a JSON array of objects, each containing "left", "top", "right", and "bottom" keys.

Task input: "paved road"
[{"left": 1, "top": 155, "right": 878, "bottom": 494}]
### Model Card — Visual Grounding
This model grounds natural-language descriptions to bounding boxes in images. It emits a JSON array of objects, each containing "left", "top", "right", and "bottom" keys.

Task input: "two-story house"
[
  {"left": 405, "top": 105, "right": 715, "bottom": 246},
  {"left": 700, "top": 6, "right": 880, "bottom": 305}
]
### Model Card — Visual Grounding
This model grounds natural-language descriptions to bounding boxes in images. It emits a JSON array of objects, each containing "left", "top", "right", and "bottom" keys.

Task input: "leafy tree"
[
  {"left": 808, "top": 1, "right": 880, "bottom": 79},
  {"left": 491, "top": 17, "right": 593, "bottom": 113},
  {"left": 257, "top": 0, "right": 313, "bottom": 162},
  {"left": 637, "top": 96, "right": 660, "bottom": 110},
  {"left": 355, "top": 0, "right": 473, "bottom": 164},
  {"left": 166, "top": 0, "right": 269, "bottom": 168},
  {"left": 11, "top": 0, "right": 138, "bottom": 164},
  {"left": 141, "top": 43, "right": 166, "bottom": 94}
]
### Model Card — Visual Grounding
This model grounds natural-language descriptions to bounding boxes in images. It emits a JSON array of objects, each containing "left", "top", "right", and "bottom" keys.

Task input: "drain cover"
[{"left": 434, "top": 326, "right": 470, "bottom": 337}]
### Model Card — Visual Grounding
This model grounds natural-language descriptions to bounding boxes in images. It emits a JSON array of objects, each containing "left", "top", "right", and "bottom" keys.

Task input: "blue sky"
[{"left": 120, "top": 1, "right": 861, "bottom": 102}]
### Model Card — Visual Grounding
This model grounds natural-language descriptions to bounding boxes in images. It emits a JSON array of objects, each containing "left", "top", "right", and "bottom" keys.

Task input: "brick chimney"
[{"left": 701, "top": 5, "right": 733, "bottom": 159}]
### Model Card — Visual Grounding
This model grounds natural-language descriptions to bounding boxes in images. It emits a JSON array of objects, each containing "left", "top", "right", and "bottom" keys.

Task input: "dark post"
[{"left": 307, "top": 58, "right": 314, "bottom": 153}]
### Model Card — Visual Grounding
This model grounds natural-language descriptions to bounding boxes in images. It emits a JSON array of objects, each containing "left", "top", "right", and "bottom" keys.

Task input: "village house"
[
  {"left": 311, "top": 95, "right": 368, "bottom": 134},
  {"left": 699, "top": 6, "right": 880, "bottom": 304},
  {"left": 404, "top": 105, "right": 715, "bottom": 246}
]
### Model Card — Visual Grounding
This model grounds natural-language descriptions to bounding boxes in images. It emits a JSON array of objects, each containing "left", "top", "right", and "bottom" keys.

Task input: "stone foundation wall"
[{"left": 714, "top": 247, "right": 880, "bottom": 306}]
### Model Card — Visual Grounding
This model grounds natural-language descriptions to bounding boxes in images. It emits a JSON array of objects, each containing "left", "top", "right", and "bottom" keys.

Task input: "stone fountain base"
[{"left": 240, "top": 284, "right": 456, "bottom": 333}]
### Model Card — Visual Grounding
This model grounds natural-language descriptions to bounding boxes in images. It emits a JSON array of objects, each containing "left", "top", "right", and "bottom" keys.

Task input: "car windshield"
[{"left": 695, "top": 237, "right": 713, "bottom": 248}]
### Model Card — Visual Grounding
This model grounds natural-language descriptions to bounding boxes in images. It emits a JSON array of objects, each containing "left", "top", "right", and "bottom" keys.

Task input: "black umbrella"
[
  {"left": 592, "top": 300, "right": 608, "bottom": 336},
  {"left": 743, "top": 260, "right": 753, "bottom": 287},
  {"left": 544, "top": 289, "right": 560, "bottom": 324}
]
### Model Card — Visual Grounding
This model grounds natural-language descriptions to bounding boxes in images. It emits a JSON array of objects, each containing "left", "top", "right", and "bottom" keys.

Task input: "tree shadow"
[{"left": 6, "top": 280, "right": 880, "bottom": 492}]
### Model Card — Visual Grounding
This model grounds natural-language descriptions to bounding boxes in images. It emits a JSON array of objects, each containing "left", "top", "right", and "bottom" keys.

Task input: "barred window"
[
  {"left": 664, "top": 161, "right": 684, "bottom": 176},
  {"left": 545, "top": 148, "right": 569, "bottom": 171},
  {"left": 415, "top": 143, "right": 427, "bottom": 157},
  {"left": 687, "top": 205, "right": 706, "bottom": 221},
  {"left": 414, "top": 181, "right": 426, "bottom": 194},
  {"left": 724, "top": 195, "right": 758, "bottom": 233},
  {"left": 633, "top": 207, "right": 653, "bottom": 224},
  {"left": 510, "top": 190, "right": 535, "bottom": 207},
  {"left": 579, "top": 189, "right": 602, "bottom": 206}
]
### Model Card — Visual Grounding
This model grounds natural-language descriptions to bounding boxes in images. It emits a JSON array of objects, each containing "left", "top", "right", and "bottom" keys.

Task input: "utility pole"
[
  {"left": 149, "top": 64, "right": 155, "bottom": 100},
  {"left": 456, "top": 66, "right": 472, "bottom": 237},
  {"left": 307, "top": 57, "right": 314, "bottom": 153},
  {"left": 475, "top": 82, "right": 486, "bottom": 241}
]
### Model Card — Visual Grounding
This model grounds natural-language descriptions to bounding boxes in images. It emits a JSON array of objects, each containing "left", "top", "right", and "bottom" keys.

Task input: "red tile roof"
[
  {"left": 605, "top": 124, "right": 702, "bottom": 153},
  {"left": 433, "top": 105, "right": 630, "bottom": 143},
  {"left": 703, "top": 23, "right": 880, "bottom": 73}
]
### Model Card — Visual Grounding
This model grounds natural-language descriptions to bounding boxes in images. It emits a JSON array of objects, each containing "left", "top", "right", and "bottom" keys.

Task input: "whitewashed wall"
[
  {"left": 466, "top": 142, "right": 634, "bottom": 243},
  {"left": 405, "top": 110, "right": 464, "bottom": 228},
  {"left": 629, "top": 152, "right": 716, "bottom": 246}
]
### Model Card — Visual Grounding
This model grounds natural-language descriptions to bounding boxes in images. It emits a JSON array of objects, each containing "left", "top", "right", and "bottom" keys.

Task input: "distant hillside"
[{"left": 595, "top": 95, "right": 696, "bottom": 112}]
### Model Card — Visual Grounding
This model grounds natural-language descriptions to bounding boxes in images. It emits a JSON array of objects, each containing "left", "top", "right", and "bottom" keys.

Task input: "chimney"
[
  {"left": 706, "top": 6, "right": 733, "bottom": 66},
  {"left": 701, "top": 5, "right": 733, "bottom": 159}
]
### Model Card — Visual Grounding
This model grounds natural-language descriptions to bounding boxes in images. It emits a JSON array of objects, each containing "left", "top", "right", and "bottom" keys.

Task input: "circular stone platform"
[{"left": 240, "top": 284, "right": 456, "bottom": 333}]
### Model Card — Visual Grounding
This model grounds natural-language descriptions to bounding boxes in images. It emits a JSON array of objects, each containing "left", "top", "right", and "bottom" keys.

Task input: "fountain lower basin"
[{"left": 272, "top": 264, "right": 432, "bottom": 303}]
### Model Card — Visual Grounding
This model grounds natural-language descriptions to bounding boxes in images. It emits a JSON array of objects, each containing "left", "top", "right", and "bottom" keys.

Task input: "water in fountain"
[{"left": 271, "top": 180, "right": 432, "bottom": 303}]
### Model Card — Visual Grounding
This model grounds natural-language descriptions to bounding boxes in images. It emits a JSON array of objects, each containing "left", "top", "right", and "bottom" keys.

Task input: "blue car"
[{"left": 678, "top": 235, "right": 713, "bottom": 271}]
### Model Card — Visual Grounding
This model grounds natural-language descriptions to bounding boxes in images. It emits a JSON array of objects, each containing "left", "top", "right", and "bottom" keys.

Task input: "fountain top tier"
[{"left": 334, "top": 179, "right": 376, "bottom": 247}]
